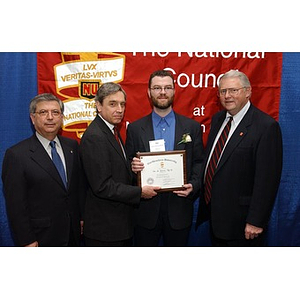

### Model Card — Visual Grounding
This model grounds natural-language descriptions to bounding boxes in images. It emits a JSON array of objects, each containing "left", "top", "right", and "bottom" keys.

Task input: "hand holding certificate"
[{"left": 136, "top": 150, "right": 187, "bottom": 192}]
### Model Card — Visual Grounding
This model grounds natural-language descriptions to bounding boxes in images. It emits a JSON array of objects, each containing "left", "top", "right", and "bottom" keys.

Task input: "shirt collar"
[
  {"left": 226, "top": 101, "right": 251, "bottom": 124},
  {"left": 35, "top": 132, "right": 61, "bottom": 149},
  {"left": 152, "top": 109, "right": 175, "bottom": 127},
  {"left": 98, "top": 113, "right": 115, "bottom": 132}
]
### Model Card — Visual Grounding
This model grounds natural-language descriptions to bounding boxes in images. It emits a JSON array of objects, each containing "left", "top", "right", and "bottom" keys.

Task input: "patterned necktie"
[
  {"left": 204, "top": 116, "right": 233, "bottom": 204},
  {"left": 113, "top": 126, "right": 120, "bottom": 143},
  {"left": 113, "top": 127, "right": 126, "bottom": 157},
  {"left": 49, "top": 141, "right": 67, "bottom": 188}
]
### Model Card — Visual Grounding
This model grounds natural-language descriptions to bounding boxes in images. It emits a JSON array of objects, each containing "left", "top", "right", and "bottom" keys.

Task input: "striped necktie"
[
  {"left": 50, "top": 141, "right": 67, "bottom": 188},
  {"left": 204, "top": 116, "right": 233, "bottom": 204}
]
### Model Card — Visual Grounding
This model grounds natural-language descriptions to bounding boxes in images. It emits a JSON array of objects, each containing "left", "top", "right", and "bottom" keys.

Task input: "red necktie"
[
  {"left": 113, "top": 126, "right": 120, "bottom": 144},
  {"left": 204, "top": 117, "right": 233, "bottom": 204},
  {"left": 113, "top": 126, "right": 125, "bottom": 157}
]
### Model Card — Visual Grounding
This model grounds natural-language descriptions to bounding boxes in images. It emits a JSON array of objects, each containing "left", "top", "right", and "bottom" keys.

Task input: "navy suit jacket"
[
  {"left": 196, "top": 104, "right": 283, "bottom": 240},
  {"left": 2, "top": 134, "right": 85, "bottom": 246},
  {"left": 126, "top": 112, "right": 204, "bottom": 230}
]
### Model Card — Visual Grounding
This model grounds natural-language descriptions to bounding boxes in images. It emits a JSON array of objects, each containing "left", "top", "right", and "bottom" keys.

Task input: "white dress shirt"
[
  {"left": 35, "top": 132, "right": 67, "bottom": 177},
  {"left": 98, "top": 114, "right": 126, "bottom": 158},
  {"left": 205, "top": 101, "right": 251, "bottom": 177}
]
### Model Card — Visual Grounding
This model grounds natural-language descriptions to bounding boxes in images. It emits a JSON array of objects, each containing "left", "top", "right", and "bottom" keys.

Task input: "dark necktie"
[
  {"left": 204, "top": 116, "right": 233, "bottom": 204},
  {"left": 50, "top": 141, "right": 67, "bottom": 188},
  {"left": 113, "top": 127, "right": 126, "bottom": 157}
]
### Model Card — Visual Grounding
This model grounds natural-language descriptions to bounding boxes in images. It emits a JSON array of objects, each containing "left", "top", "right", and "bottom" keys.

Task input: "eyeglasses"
[
  {"left": 34, "top": 110, "right": 62, "bottom": 117},
  {"left": 150, "top": 86, "right": 174, "bottom": 93},
  {"left": 218, "top": 87, "right": 245, "bottom": 96}
]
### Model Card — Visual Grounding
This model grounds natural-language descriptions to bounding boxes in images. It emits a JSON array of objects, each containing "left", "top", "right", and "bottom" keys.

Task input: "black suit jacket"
[
  {"left": 79, "top": 115, "right": 142, "bottom": 242},
  {"left": 2, "top": 134, "right": 85, "bottom": 246},
  {"left": 125, "top": 112, "right": 204, "bottom": 230},
  {"left": 196, "top": 104, "right": 283, "bottom": 240}
]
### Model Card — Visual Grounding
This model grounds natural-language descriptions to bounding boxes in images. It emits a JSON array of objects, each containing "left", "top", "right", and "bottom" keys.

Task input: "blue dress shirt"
[{"left": 152, "top": 110, "right": 175, "bottom": 151}]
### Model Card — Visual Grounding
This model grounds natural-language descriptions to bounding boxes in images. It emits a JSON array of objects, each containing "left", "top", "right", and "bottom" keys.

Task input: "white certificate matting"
[{"left": 137, "top": 150, "right": 187, "bottom": 192}]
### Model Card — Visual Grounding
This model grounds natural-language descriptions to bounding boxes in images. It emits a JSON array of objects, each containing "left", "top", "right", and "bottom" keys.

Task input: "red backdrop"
[{"left": 38, "top": 52, "right": 282, "bottom": 145}]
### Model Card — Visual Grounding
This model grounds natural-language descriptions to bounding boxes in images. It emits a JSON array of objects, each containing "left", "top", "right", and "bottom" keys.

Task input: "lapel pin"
[
  {"left": 240, "top": 132, "right": 244, "bottom": 136},
  {"left": 70, "top": 150, "right": 73, "bottom": 154}
]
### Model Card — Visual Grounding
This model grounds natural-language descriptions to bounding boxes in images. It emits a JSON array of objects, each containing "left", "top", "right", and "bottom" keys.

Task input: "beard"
[{"left": 151, "top": 94, "right": 174, "bottom": 109}]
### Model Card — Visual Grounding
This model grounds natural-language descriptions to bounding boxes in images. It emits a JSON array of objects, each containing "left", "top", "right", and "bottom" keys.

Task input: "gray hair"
[
  {"left": 29, "top": 93, "right": 64, "bottom": 114},
  {"left": 219, "top": 70, "right": 251, "bottom": 88},
  {"left": 95, "top": 82, "right": 126, "bottom": 104}
]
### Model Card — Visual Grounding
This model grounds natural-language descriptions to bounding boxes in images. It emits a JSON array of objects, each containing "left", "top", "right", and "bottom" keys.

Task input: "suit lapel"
[
  {"left": 216, "top": 106, "right": 253, "bottom": 173},
  {"left": 95, "top": 116, "right": 131, "bottom": 172},
  {"left": 204, "top": 112, "right": 227, "bottom": 166},
  {"left": 29, "top": 135, "right": 66, "bottom": 189},
  {"left": 138, "top": 113, "right": 198, "bottom": 152},
  {"left": 174, "top": 114, "right": 189, "bottom": 150},
  {"left": 59, "top": 137, "right": 74, "bottom": 189},
  {"left": 140, "top": 114, "right": 155, "bottom": 152},
  {"left": 140, "top": 113, "right": 187, "bottom": 151},
  {"left": 95, "top": 116, "right": 123, "bottom": 157}
]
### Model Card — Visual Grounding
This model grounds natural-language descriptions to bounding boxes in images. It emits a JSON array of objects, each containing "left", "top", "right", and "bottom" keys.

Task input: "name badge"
[{"left": 149, "top": 139, "right": 165, "bottom": 152}]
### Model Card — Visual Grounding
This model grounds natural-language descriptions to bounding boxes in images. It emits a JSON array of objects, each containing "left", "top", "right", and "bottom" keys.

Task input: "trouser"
[
  {"left": 84, "top": 237, "right": 133, "bottom": 247},
  {"left": 134, "top": 198, "right": 190, "bottom": 247}
]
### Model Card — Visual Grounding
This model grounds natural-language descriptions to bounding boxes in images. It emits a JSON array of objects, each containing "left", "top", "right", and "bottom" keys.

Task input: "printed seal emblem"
[{"left": 53, "top": 52, "right": 126, "bottom": 138}]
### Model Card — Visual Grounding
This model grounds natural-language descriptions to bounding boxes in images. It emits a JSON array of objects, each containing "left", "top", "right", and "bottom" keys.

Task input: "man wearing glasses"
[
  {"left": 126, "top": 70, "right": 204, "bottom": 246},
  {"left": 2, "top": 93, "right": 86, "bottom": 246},
  {"left": 196, "top": 70, "right": 283, "bottom": 246}
]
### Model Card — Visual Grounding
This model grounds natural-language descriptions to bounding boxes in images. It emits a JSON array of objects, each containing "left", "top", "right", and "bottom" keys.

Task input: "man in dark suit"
[
  {"left": 2, "top": 93, "right": 85, "bottom": 246},
  {"left": 126, "top": 70, "right": 204, "bottom": 246},
  {"left": 196, "top": 70, "right": 283, "bottom": 246},
  {"left": 79, "top": 82, "right": 159, "bottom": 246}
]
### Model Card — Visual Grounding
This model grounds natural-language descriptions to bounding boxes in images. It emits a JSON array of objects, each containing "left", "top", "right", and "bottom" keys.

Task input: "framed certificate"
[{"left": 137, "top": 150, "right": 187, "bottom": 192}]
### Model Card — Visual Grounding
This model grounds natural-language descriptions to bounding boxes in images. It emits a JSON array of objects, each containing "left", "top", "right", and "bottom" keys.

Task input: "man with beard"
[{"left": 126, "top": 70, "right": 204, "bottom": 246}]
